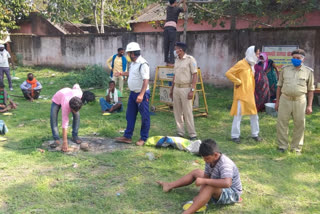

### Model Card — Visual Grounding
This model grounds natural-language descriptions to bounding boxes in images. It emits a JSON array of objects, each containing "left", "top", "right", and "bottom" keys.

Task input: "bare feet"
[{"left": 156, "top": 181, "right": 172, "bottom": 192}]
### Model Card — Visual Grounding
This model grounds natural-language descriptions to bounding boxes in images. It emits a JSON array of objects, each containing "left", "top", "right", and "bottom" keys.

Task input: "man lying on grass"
[
  {"left": 0, "top": 81, "right": 17, "bottom": 113},
  {"left": 50, "top": 84, "right": 95, "bottom": 152},
  {"left": 157, "top": 139, "right": 242, "bottom": 214}
]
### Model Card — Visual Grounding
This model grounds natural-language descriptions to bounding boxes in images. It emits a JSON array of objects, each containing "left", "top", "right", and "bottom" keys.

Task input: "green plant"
[{"left": 78, "top": 65, "right": 110, "bottom": 88}]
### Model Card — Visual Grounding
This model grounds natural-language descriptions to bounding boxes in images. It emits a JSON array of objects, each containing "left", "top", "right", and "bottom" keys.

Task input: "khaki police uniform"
[
  {"left": 173, "top": 54, "right": 197, "bottom": 138},
  {"left": 277, "top": 64, "right": 315, "bottom": 152}
]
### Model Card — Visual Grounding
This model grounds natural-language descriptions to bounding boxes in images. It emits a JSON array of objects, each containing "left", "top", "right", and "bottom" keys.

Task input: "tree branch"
[{"left": 193, "top": 3, "right": 272, "bottom": 28}]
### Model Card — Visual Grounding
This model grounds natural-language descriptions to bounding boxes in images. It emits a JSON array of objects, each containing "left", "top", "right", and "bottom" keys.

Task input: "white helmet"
[{"left": 126, "top": 42, "right": 141, "bottom": 52}]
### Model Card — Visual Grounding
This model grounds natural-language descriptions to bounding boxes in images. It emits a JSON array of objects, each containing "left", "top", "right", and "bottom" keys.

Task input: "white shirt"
[
  {"left": 128, "top": 56, "right": 150, "bottom": 92},
  {"left": 0, "top": 50, "right": 11, "bottom": 68}
]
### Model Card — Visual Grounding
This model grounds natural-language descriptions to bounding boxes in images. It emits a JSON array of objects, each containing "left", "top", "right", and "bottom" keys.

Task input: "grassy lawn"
[{"left": 0, "top": 66, "right": 319, "bottom": 214}]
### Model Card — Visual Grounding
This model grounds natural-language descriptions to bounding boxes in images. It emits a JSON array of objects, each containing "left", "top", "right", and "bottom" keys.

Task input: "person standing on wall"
[
  {"left": 106, "top": 48, "right": 128, "bottom": 93},
  {"left": 164, "top": 0, "right": 186, "bottom": 67},
  {"left": 170, "top": 42, "right": 197, "bottom": 140},
  {"left": 225, "top": 46, "right": 262, "bottom": 144},
  {"left": 0, "top": 44, "right": 14, "bottom": 91},
  {"left": 275, "top": 49, "right": 314, "bottom": 154},
  {"left": 115, "top": 42, "right": 150, "bottom": 146}
]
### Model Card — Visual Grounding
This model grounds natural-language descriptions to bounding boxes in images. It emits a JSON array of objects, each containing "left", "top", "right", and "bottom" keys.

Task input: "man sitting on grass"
[
  {"left": 20, "top": 73, "right": 42, "bottom": 102},
  {"left": 99, "top": 81, "right": 122, "bottom": 113},
  {"left": 0, "top": 81, "right": 17, "bottom": 113},
  {"left": 157, "top": 139, "right": 242, "bottom": 214}
]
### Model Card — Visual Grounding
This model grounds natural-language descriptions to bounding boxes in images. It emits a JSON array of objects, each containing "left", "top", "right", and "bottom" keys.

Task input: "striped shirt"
[{"left": 204, "top": 154, "right": 242, "bottom": 194}]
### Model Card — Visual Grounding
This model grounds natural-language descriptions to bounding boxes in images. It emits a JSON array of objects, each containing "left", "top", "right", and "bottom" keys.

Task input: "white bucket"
[{"left": 265, "top": 103, "right": 277, "bottom": 117}]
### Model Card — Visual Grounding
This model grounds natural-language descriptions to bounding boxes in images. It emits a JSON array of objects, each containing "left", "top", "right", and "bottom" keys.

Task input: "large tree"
[
  {"left": 188, "top": 0, "right": 320, "bottom": 30},
  {"left": 0, "top": 0, "right": 31, "bottom": 36},
  {"left": 42, "top": 0, "right": 156, "bottom": 33}
]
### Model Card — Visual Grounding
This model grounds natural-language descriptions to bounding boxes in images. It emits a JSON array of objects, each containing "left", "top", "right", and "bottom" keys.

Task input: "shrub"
[{"left": 78, "top": 65, "right": 110, "bottom": 88}]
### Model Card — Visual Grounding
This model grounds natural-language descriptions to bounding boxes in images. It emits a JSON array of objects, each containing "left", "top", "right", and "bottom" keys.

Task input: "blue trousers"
[
  {"left": 50, "top": 102, "right": 80, "bottom": 140},
  {"left": 124, "top": 91, "right": 150, "bottom": 141},
  {"left": 99, "top": 97, "right": 123, "bottom": 112}
]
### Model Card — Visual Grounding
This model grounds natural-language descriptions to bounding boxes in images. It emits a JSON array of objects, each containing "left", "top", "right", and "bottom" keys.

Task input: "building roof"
[{"left": 129, "top": 3, "right": 167, "bottom": 24}]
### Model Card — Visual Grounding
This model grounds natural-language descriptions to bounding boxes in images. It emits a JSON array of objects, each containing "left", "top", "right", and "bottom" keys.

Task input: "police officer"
[
  {"left": 170, "top": 42, "right": 197, "bottom": 140},
  {"left": 275, "top": 49, "right": 315, "bottom": 153}
]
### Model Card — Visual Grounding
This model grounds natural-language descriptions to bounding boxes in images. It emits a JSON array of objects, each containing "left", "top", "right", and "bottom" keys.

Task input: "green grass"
[{"left": 0, "top": 66, "right": 319, "bottom": 214}]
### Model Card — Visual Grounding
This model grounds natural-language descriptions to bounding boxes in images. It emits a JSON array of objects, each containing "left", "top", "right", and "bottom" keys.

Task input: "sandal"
[
  {"left": 50, "top": 140, "right": 60, "bottom": 148},
  {"left": 71, "top": 137, "right": 82, "bottom": 144}
]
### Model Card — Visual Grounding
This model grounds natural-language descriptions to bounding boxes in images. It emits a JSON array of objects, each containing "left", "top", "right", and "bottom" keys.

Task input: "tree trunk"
[
  {"left": 183, "top": 2, "right": 188, "bottom": 43},
  {"left": 93, "top": 1, "right": 100, "bottom": 33},
  {"left": 100, "top": 0, "right": 106, "bottom": 33}
]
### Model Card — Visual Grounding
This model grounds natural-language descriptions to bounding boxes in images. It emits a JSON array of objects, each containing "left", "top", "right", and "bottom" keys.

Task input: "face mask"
[
  {"left": 0, "top": 49, "right": 4, "bottom": 52},
  {"left": 28, "top": 77, "right": 33, "bottom": 81},
  {"left": 291, "top": 58, "right": 302, "bottom": 67},
  {"left": 174, "top": 50, "right": 178, "bottom": 58},
  {"left": 119, "top": 53, "right": 123, "bottom": 57}
]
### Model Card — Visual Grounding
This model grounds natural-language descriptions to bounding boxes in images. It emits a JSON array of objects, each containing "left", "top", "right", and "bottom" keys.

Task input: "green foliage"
[
  {"left": 78, "top": 65, "right": 110, "bottom": 88},
  {"left": 0, "top": 0, "right": 31, "bottom": 34},
  {"left": 39, "top": 0, "right": 157, "bottom": 30},
  {"left": 189, "top": 0, "right": 320, "bottom": 29},
  {"left": 45, "top": 0, "right": 92, "bottom": 23},
  {"left": 103, "top": 0, "right": 155, "bottom": 29},
  {"left": 1, "top": 66, "right": 320, "bottom": 213}
]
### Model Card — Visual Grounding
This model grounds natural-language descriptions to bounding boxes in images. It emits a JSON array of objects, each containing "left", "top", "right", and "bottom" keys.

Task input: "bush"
[{"left": 78, "top": 65, "right": 110, "bottom": 88}]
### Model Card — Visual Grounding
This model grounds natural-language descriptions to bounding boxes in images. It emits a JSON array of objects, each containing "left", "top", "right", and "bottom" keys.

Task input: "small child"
[
  {"left": 157, "top": 139, "right": 242, "bottom": 214},
  {"left": 0, "top": 81, "right": 17, "bottom": 113}
]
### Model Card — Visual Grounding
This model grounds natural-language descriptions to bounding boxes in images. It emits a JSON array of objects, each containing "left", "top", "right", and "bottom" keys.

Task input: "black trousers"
[
  {"left": 163, "top": 26, "right": 177, "bottom": 64},
  {"left": 22, "top": 89, "right": 41, "bottom": 100}
]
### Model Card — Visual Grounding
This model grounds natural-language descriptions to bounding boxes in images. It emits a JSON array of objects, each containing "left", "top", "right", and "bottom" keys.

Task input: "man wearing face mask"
[
  {"left": 225, "top": 46, "right": 262, "bottom": 144},
  {"left": 0, "top": 44, "right": 14, "bottom": 91},
  {"left": 106, "top": 48, "right": 128, "bottom": 93},
  {"left": 115, "top": 42, "right": 150, "bottom": 146},
  {"left": 170, "top": 42, "right": 198, "bottom": 140},
  {"left": 275, "top": 49, "right": 314, "bottom": 154},
  {"left": 20, "top": 73, "right": 42, "bottom": 102}
]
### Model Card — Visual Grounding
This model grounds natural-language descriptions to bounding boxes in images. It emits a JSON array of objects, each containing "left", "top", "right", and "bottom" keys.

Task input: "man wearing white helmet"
[
  {"left": 115, "top": 42, "right": 150, "bottom": 146},
  {"left": 0, "top": 44, "right": 14, "bottom": 91}
]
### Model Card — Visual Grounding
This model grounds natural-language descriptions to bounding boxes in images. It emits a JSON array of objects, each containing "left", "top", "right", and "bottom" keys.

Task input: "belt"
[
  {"left": 175, "top": 83, "right": 191, "bottom": 88},
  {"left": 282, "top": 94, "right": 305, "bottom": 101}
]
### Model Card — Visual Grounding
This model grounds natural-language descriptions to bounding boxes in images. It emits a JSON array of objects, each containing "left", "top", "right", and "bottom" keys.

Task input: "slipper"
[
  {"left": 102, "top": 112, "right": 111, "bottom": 116},
  {"left": 136, "top": 139, "right": 145, "bottom": 146},
  {"left": 2, "top": 112, "right": 13, "bottom": 116},
  {"left": 0, "top": 137, "right": 7, "bottom": 142},
  {"left": 71, "top": 137, "right": 82, "bottom": 144},
  {"left": 182, "top": 201, "right": 207, "bottom": 213},
  {"left": 115, "top": 136, "right": 132, "bottom": 144},
  {"left": 50, "top": 141, "right": 60, "bottom": 148}
]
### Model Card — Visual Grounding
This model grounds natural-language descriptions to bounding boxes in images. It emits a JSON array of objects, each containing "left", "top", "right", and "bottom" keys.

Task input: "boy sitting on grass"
[
  {"left": 157, "top": 139, "right": 242, "bottom": 214},
  {"left": 0, "top": 81, "right": 17, "bottom": 113},
  {"left": 99, "top": 80, "right": 123, "bottom": 113}
]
